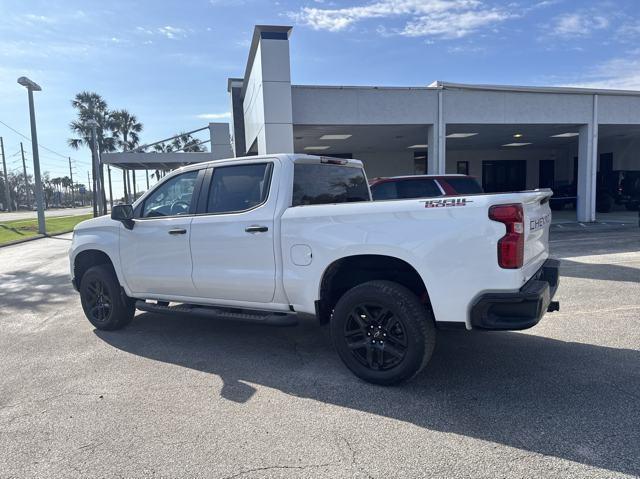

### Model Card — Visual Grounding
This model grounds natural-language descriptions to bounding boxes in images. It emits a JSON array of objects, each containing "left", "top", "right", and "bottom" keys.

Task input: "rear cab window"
[{"left": 292, "top": 162, "right": 370, "bottom": 206}]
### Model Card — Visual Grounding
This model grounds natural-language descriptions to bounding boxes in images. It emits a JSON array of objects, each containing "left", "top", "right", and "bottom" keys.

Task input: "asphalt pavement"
[
  {"left": 0, "top": 225, "right": 638, "bottom": 478},
  {"left": 0, "top": 207, "right": 92, "bottom": 222}
]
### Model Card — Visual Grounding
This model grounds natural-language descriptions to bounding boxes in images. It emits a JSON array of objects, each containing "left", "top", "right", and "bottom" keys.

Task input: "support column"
[
  {"left": 132, "top": 170, "right": 137, "bottom": 198},
  {"left": 208, "top": 122, "right": 234, "bottom": 159},
  {"left": 577, "top": 95, "right": 598, "bottom": 222},
  {"left": 243, "top": 26, "right": 294, "bottom": 155},
  {"left": 122, "top": 168, "right": 129, "bottom": 203},
  {"left": 107, "top": 166, "right": 113, "bottom": 210},
  {"left": 427, "top": 90, "right": 446, "bottom": 174}
]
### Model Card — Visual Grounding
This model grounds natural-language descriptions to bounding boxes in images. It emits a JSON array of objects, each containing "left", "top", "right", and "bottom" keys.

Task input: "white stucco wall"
[
  {"left": 292, "top": 86, "right": 438, "bottom": 125},
  {"left": 352, "top": 151, "right": 416, "bottom": 178}
]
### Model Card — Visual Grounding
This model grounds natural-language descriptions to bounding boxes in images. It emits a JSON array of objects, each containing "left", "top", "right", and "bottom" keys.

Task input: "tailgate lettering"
[{"left": 530, "top": 214, "right": 551, "bottom": 231}]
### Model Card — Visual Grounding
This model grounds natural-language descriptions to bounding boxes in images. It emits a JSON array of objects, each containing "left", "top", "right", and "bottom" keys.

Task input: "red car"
[{"left": 369, "top": 174, "right": 483, "bottom": 200}]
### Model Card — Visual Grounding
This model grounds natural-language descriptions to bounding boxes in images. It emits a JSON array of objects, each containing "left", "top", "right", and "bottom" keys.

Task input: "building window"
[{"left": 457, "top": 161, "right": 469, "bottom": 175}]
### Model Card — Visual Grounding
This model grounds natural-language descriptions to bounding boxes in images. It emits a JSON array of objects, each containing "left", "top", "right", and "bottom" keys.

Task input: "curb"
[{"left": 0, "top": 229, "right": 74, "bottom": 249}]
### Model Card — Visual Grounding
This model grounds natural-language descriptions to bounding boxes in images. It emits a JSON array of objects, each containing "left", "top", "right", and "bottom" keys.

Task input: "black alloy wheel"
[{"left": 343, "top": 303, "right": 408, "bottom": 371}]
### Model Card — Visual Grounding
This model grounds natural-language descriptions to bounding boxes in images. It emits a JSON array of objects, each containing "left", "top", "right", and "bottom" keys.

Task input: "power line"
[{"left": 0, "top": 118, "right": 77, "bottom": 162}]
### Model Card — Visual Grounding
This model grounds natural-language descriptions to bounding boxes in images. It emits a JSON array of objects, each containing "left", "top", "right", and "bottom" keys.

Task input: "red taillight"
[{"left": 489, "top": 204, "right": 524, "bottom": 269}]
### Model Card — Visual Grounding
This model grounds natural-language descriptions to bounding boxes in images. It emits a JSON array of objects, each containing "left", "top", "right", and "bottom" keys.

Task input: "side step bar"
[{"left": 135, "top": 300, "right": 298, "bottom": 327}]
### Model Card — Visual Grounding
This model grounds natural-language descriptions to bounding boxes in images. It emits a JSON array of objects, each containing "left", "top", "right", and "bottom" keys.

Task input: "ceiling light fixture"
[
  {"left": 304, "top": 146, "right": 330, "bottom": 151},
  {"left": 319, "top": 134, "right": 352, "bottom": 140},
  {"left": 446, "top": 133, "right": 478, "bottom": 138},
  {"left": 408, "top": 144, "right": 428, "bottom": 149},
  {"left": 513, "top": 133, "right": 523, "bottom": 138},
  {"left": 502, "top": 142, "right": 532, "bottom": 147},
  {"left": 551, "top": 132, "right": 579, "bottom": 138}
]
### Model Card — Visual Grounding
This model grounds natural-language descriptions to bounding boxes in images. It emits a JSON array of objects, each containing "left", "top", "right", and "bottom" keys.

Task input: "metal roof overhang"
[{"left": 101, "top": 152, "right": 216, "bottom": 170}]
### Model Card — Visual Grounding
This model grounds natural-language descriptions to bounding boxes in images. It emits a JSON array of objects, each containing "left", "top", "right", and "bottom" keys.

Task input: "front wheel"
[
  {"left": 80, "top": 265, "right": 135, "bottom": 330},
  {"left": 330, "top": 280, "right": 436, "bottom": 385}
]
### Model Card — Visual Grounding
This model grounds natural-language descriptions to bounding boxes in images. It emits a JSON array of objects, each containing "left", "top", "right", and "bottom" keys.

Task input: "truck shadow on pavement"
[
  {"left": 559, "top": 258, "right": 640, "bottom": 283},
  {"left": 96, "top": 313, "right": 640, "bottom": 477}
]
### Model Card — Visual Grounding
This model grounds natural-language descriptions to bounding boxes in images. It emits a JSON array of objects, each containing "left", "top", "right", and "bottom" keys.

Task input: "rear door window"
[
  {"left": 293, "top": 164, "right": 370, "bottom": 206},
  {"left": 206, "top": 163, "right": 272, "bottom": 214}
]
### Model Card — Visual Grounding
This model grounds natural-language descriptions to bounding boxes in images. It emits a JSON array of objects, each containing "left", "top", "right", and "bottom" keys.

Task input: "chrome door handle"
[
  {"left": 168, "top": 228, "right": 187, "bottom": 235},
  {"left": 245, "top": 225, "right": 268, "bottom": 233}
]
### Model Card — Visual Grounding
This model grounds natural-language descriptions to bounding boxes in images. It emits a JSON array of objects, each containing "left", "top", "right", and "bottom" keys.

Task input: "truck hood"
[{"left": 74, "top": 214, "right": 115, "bottom": 232}]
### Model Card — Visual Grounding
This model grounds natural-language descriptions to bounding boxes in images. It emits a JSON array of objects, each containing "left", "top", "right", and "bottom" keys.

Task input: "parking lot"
[{"left": 0, "top": 225, "right": 638, "bottom": 478}]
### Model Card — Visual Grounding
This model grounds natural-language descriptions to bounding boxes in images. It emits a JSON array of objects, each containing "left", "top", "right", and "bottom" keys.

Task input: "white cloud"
[
  {"left": 158, "top": 25, "right": 187, "bottom": 39},
  {"left": 565, "top": 57, "right": 640, "bottom": 90},
  {"left": 402, "top": 8, "right": 509, "bottom": 38},
  {"left": 22, "top": 14, "right": 56, "bottom": 24},
  {"left": 548, "top": 12, "right": 609, "bottom": 38},
  {"left": 287, "top": 0, "right": 512, "bottom": 39},
  {"left": 196, "top": 112, "right": 231, "bottom": 119},
  {"left": 617, "top": 21, "right": 640, "bottom": 42}
]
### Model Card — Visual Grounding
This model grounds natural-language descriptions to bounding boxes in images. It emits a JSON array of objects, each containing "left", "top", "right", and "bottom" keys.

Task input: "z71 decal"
[{"left": 421, "top": 198, "right": 473, "bottom": 208}]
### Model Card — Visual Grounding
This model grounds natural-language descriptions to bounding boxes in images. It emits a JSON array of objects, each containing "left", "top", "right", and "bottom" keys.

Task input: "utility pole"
[
  {"left": 87, "top": 171, "right": 91, "bottom": 208},
  {"left": 146, "top": 170, "right": 150, "bottom": 190},
  {"left": 20, "top": 142, "right": 31, "bottom": 208},
  {"left": 68, "top": 157, "right": 75, "bottom": 208},
  {"left": 107, "top": 166, "right": 113, "bottom": 209},
  {"left": 1, "top": 137, "right": 11, "bottom": 211}
]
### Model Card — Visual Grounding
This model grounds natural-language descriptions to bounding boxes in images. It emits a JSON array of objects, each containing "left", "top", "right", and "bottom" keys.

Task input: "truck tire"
[
  {"left": 330, "top": 280, "right": 436, "bottom": 385},
  {"left": 79, "top": 264, "right": 135, "bottom": 331}
]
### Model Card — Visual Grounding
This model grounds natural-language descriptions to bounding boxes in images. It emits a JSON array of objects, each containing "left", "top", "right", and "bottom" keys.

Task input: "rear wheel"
[
  {"left": 330, "top": 280, "right": 436, "bottom": 385},
  {"left": 80, "top": 265, "right": 135, "bottom": 330}
]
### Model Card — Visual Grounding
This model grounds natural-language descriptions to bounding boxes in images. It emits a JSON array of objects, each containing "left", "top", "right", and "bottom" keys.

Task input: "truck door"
[
  {"left": 189, "top": 160, "right": 277, "bottom": 303},
  {"left": 120, "top": 169, "right": 202, "bottom": 297}
]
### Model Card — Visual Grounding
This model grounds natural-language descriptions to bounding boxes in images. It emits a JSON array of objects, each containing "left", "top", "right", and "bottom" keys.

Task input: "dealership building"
[
  {"left": 105, "top": 24, "right": 640, "bottom": 222},
  {"left": 219, "top": 25, "right": 640, "bottom": 222}
]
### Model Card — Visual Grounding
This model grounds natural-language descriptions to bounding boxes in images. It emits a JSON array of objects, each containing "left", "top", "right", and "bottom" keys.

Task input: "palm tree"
[
  {"left": 68, "top": 92, "right": 116, "bottom": 154},
  {"left": 110, "top": 109, "right": 143, "bottom": 152},
  {"left": 68, "top": 91, "right": 117, "bottom": 214},
  {"left": 171, "top": 132, "right": 207, "bottom": 152},
  {"left": 110, "top": 109, "right": 144, "bottom": 203},
  {"left": 152, "top": 132, "right": 207, "bottom": 153}
]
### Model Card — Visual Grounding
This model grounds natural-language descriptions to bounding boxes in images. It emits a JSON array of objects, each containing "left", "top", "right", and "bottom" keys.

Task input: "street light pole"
[{"left": 17, "top": 76, "right": 45, "bottom": 235}]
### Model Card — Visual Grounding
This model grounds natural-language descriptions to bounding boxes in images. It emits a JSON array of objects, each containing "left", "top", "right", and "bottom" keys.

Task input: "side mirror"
[{"left": 111, "top": 204, "right": 134, "bottom": 230}]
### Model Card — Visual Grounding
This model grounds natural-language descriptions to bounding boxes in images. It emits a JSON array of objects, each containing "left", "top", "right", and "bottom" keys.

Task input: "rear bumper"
[{"left": 470, "top": 259, "right": 560, "bottom": 331}]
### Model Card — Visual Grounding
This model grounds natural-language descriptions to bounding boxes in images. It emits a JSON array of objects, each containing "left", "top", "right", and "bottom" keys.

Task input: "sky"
[{"left": 1, "top": 0, "right": 639, "bottom": 198}]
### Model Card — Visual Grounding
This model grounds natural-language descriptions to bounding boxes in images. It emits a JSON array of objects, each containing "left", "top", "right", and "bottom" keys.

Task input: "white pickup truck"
[{"left": 70, "top": 154, "right": 559, "bottom": 384}]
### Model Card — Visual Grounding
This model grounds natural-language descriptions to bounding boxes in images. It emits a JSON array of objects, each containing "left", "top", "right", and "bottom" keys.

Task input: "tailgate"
[{"left": 522, "top": 189, "right": 553, "bottom": 269}]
